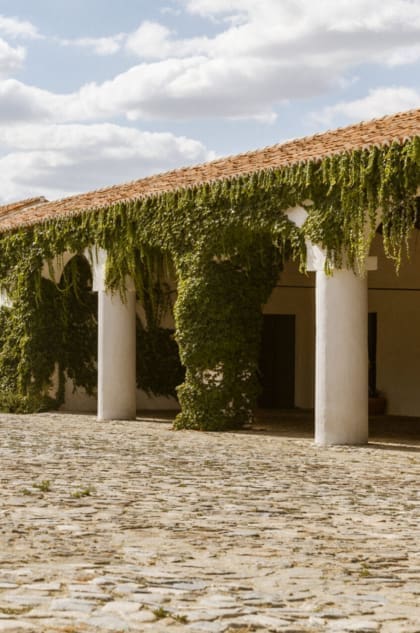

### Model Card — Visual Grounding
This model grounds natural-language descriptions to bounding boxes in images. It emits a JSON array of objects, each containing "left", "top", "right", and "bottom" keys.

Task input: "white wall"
[
  {"left": 368, "top": 232, "right": 420, "bottom": 416},
  {"left": 262, "top": 231, "right": 420, "bottom": 417},
  {"left": 62, "top": 378, "right": 97, "bottom": 413},
  {"left": 263, "top": 261, "right": 315, "bottom": 409},
  {"left": 62, "top": 382, "right": 179, "bottom": 413}
]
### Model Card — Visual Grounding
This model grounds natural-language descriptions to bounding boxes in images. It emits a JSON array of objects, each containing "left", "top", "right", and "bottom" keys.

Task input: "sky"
[{"left": 0, "top": 0, "right": 419, "bottom": 204}]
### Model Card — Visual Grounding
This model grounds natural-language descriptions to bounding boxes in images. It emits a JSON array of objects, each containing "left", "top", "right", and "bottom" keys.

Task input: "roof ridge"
[
  {"left": 0, "top": 196, "right": 47, "bottom": 213},
  {"left": 0, "top": 107, "right": 419, "bottom": 232}
]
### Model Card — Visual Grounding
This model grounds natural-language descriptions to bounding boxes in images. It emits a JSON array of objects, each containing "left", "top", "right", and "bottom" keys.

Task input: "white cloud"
[
  {"left": 0, "top": 79, "right": 57, "bottom": 121},
  {"left": 183, "top": 0, "right": 420, "bottom": 66},
  {"left": 185, "top": 0, "right": 242, "bottom": 13},
  {"left": 111, "top": 0, "right": 420, "bottom": 120},
  {"left": 1, "top": 1, "right": 419, "bottom": 205},
  {"left": 126, "top": 21, "right": 212, "bottom": 59},
  {"left": 4, "top": 0, "right": 416, "bottom": 125},
  {"left": 184, "top": 0, "right": 420, "bottom": 25},
  {"left": 59, "top": 34, "right": 125, "bottom": 56},
  {"left": 0, "top": 38, "right": 25, "bottom": 78},
  {"left": 184, "top": 0, "right": 249, "bottom": 22},
  {"left": 0, "top": 58, "right": 289, "bottom": 124},
  {"left": 0, "top": 122, "right": 215, "bottom": 203},
  {"left": 126, "top": 21, "right": 173, "bottom": 59},
  {"left": 0, "top": 14, "right": 40, "bottom": 39},
  {"left": 0, "top": 14, "right": 40, "bottom": 79},
  {"left": 386, "top": 44, "right": 420, "bottom": 67},
  {"left": 313, "top": 87, "right": 420, "bottom": 126},
  {"left": 1, "top": 0, "right": 420, "bottom": 131}
]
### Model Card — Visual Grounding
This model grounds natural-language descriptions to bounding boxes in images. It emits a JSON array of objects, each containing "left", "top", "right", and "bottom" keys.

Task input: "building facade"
[{"left": 0, "top": 108, "right": 419, "bottom": 445}]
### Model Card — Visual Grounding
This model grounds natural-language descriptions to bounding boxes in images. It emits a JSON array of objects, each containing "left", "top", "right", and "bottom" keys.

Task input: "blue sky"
[{"left": 0, "top": 0, "right": 419, "bottom": 203}]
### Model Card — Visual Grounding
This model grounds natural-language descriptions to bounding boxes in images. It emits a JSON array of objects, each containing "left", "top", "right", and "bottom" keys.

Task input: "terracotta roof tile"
[
  {"left": 1, "top": 108, "right": 419, "bottom": 233},
  {"left": 0, "top": 197, "right": 47, "bottom": 220}
]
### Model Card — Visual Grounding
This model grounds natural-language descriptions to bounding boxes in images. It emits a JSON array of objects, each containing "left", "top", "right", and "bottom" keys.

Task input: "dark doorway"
[
  {"left": 258, "top": 314, "right": 295, "bottom": 408},
  {"left": 368, "top": 312, "right": 377, "bottom": 396}
]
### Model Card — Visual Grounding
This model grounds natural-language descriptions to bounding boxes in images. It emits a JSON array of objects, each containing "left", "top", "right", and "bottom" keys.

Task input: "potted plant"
[{"left": 368, "top": 385, "right": 387, "bottom": 415}]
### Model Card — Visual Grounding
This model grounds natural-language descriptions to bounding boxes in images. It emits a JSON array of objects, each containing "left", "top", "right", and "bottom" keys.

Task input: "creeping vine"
[{"left": 0, "top": 138, "right": 418, "bottom": 427}]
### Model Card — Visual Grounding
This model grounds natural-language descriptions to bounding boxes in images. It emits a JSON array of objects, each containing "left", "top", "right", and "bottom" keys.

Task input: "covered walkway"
[
  {"left": 0, "top": 108, "right": 419, "bottom": 444},
  {"left": 253, "top": 409, "right": 420, "bottom": 443}
]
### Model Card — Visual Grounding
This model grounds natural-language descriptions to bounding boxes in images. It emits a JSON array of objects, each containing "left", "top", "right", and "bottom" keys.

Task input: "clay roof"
[
  {"left": 0, "top": 197, "right": 47, "bottom": 220},
  {"left": 0, "top": 108, "right": 419, "bottom": 233}
]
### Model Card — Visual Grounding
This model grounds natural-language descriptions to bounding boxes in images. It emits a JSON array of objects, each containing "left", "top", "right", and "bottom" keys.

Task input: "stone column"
[
  {"left": 314, "top": 267, "right": 369, "bottom": 445},
  {"left": 284, "top": 206, "right": 378, "bottom": 445},
  {"left": 92, "top": 248, "right": 137, "bottom": 421}
]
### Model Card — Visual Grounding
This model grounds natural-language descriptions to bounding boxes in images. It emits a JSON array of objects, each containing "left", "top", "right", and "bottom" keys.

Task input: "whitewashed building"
[{"left": 0, "top": 108, "right": 419, "bottom": 445}]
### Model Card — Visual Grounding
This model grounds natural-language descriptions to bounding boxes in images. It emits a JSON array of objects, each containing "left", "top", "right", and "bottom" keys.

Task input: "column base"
[{"left": 97, "top": 411, "right": 137, "bottom": 422}]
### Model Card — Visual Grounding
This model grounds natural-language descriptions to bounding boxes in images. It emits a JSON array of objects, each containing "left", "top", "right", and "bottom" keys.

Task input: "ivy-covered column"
[
  {"left": 92, "top": 249, "right": 137, "bottom": 421},
  {"left": 173, "top": 244, "right": 280, "bottom": 431}
]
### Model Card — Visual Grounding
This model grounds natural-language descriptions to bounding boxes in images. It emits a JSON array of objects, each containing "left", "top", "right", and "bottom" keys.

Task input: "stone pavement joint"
[{"left": 0, "top": 412, "right": 419, "bottom": 632}]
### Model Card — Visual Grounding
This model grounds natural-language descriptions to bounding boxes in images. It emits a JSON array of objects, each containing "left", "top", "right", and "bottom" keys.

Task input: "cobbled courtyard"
[{"left": 0, "top": 412, "right": 419, "bottom": 633}]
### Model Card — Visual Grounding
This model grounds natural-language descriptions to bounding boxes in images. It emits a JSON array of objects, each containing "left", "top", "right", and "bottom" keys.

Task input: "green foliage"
[
  {"left": 71, "top": 486, "right": 94, "bottom": 498},
  {"left": 33, "top": 480, "right": 51, "bottom": 492},
  {"left": 0, "top": 137, "right": 418, "bottom": 428},
  {"left": 152, "top": 607, "right": 171, "bottom": 620},
  {"left": 135, "top": 265, "right": 185, "bottom": 398},
  {"left": 303, "top": 140, "right": 420, "bottom": 270},
  {"left": 58, "top": 255, "right": 97, "bottom": 398},
  {"left": 0, "top": 255, "right": 97, "bottom": 412},
  {"left": 173, "top": 240, "right": 281, "bottom": 430},
  {"left": 136, "top": 319, "right": 185, "bottom": 398}
]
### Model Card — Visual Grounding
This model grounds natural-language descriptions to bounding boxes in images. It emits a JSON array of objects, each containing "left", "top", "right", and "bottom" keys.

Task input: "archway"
[{"left": 56, "top": 254, "right": 98, "bottom": 411}]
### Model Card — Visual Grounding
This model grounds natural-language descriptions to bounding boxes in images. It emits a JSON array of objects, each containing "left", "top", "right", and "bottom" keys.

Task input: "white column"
[
  {"left": 285, "top": 206, "right": 378, "bottom": 445},
  {"left": 97, "top": 288, "right": 137, "bottom": 421},
  {"left": 91, "top": 248, "right": 137, "bottom": 421},
  {"left": 315, "top": 268, "right": 368, "bottom": 445}
]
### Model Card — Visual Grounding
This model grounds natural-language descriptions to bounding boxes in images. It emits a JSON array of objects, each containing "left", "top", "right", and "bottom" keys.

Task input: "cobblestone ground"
[{"left": 0, "top": 412, "right": 419, "bottom": 633}]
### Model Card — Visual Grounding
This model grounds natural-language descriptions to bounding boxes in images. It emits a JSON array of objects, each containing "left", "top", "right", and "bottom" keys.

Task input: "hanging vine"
[
  {"left": 0, "top": 137, "right": 418, "bottom": 427},
  {"left": 136, "top": 266, "right": 185, "bottom": 398},
  {"left": 174, "top": 236, "right": 283, "bottom": 430}
]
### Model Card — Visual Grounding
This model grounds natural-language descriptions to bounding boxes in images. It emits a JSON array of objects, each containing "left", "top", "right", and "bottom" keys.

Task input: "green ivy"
[
  {"left": 136, "top": 320, "right": 185, "bottom": 398},
  {"left": 173, "top": 238, "right": 282, "bottom": 430},
  {"left": 0, "top": 138, "right": 418, "bottom": 428},
  {"left": 0, "top": 254, "right": 97, "bottom": 412},
  {"left": 57, "top": 255, "right": 98, "bottom": 400},
  {"left": 135, "top": 271, "right": 185, "bottom": 398}
]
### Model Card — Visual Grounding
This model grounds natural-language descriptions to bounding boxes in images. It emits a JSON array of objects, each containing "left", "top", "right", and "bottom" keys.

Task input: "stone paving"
[{"left": 0, "top": 412, "right": 419, "bottom": 633}]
